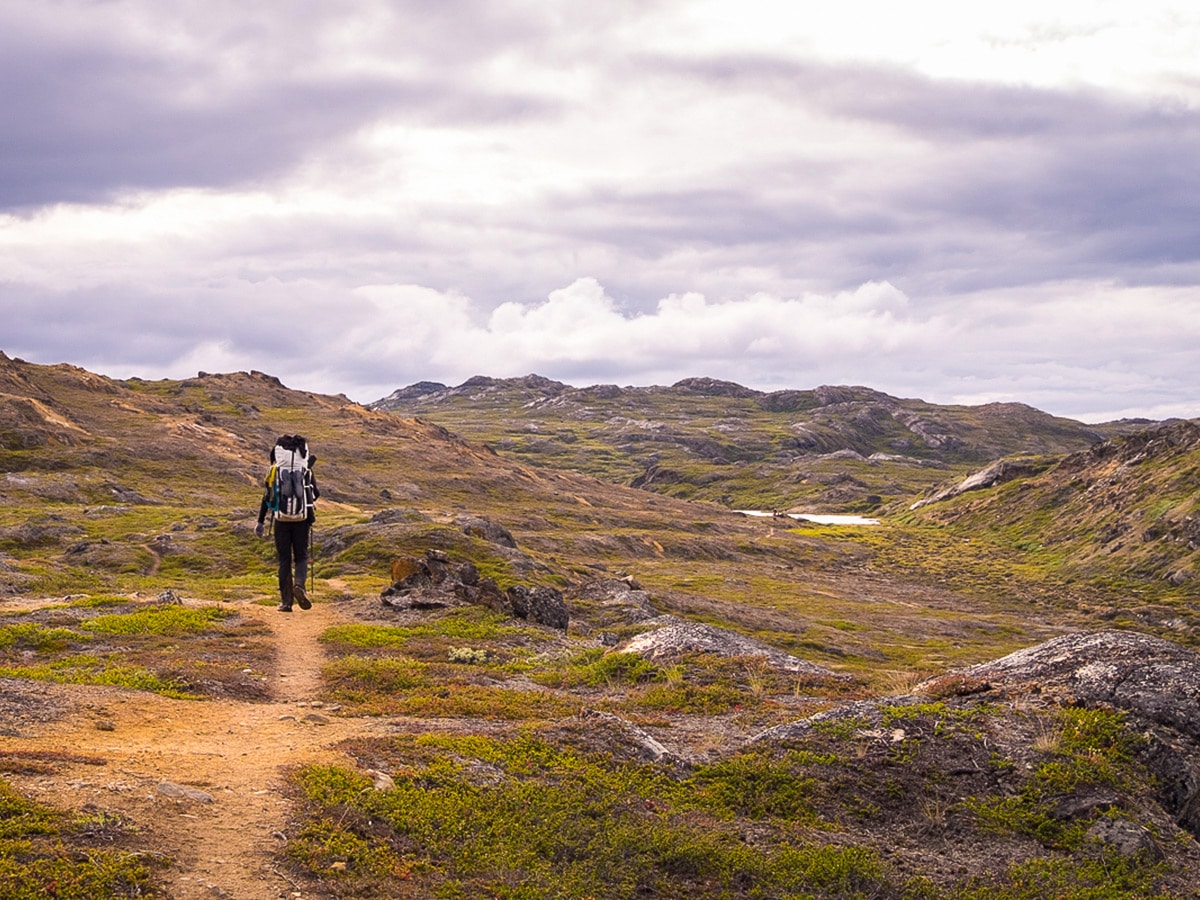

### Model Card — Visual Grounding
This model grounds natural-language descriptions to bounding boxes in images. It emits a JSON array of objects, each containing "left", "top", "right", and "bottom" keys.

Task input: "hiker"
[{"left": 254, "top": 434, "right": 319, "bottom": 612}]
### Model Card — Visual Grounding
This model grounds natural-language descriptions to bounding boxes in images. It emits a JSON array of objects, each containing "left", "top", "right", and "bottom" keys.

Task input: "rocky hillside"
[
  {"left": 910, "top": 420, "right": 1200, "bottom": 594},
  {"left": 369, "top": 374, "right": 1122, "bottom": 511}
]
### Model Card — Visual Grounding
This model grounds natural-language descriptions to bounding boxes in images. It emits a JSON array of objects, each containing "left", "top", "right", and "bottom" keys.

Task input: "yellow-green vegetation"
[
  {"left": 967, "top": 707, "right": 1150, "bottom": 849},
  {"left": 81, "top": 604, "right": 233, "bottom": 636},
  {"left": 285, "top": 706, "right": 1180, "bottom": 899},
  {"left": 320, "top": 609, "right": 530, "bottom": 651},
  {"left": 320, "top": 654, "right": 576, "bottom": 719},
  {"left": 534, "top": 649, "right": 837, "bottom": 721},
  {"left": 0, "top": 657, "right": 190, "bottom": 697},
  {"left": 287, "top": 730, "right": 899, "bottom": 899},
  {"left": 0, "top": 778, "right": 162, "bottom": 899},
  {"left": 319, "top": 610, "right": 553, "bottom": 678},
  {"left": 954, "top": 854, "right": 1169, "bottom": 900},
  {"left": 0, "top": 598, "right": 271, "bottom": 700}
]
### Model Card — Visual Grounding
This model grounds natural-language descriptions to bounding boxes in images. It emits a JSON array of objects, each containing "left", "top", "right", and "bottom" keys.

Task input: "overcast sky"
[{"left": 2, "top": 1, "right": 1198, "bottom": 422}]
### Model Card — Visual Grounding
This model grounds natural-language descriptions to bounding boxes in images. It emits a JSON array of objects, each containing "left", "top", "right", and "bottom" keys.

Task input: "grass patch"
[
  {"left": 690, "top": 748, "right": 830, "bottom": 823},
  {"left": 957, "top": 852, "right": 1169, "bottom": 899},
  {"left": 0, "top": 656, "right": 197, "bottom": 698},
  {"left": 534, "top": 650, "right": 665, "bottom": 689},
  {"left": 533, "top": 650, "right": 818, "bottom": 719},
  {"left": 0, "top": 623, "right": 81, "bottom": 653},
  {"left": 321, "top": 654, "right": 575, "bottom": 719},
  {"left": 81, "top": 604, "right": 233, "bottom": 636},
  {"left": 0, "top": 598, "right": 268, "bottom": 700},
  {"left": 321, "top": 608, "right": 524, "bottom": 650}
]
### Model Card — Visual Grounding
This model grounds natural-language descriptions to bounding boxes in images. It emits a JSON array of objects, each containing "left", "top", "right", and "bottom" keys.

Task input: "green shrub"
[
  {"left": 0, "top": 779, "right": 161, "bottom": 898},
  {"left": 81, "top": 604, "right": 232, "bottom": 637},
  {"left": 322, "top": 655, "right": 430, "bottom": 697},
  {"left": 0, "top": 657, "right": 195, "bottom": 699},
  {"left": 321, "top": 610, "right": 524, "bottom": 650},
  {"left": 537, "top": 651, "right": 663, "bottom": 689},
  {"left": 0, "top": 623, "right": 81, "bottom": 653},
  {"left": 691, "top": 749, "right": 826, "bottom": 822},
  {"left": 286, "top": 733, "right": 901, "bottom": 899},
  {"left": 956, "top": 851, "right": 1168, "bottom": 899},
  {"left": 966, "top": 708, "right": 1149, "bottom": 851}
]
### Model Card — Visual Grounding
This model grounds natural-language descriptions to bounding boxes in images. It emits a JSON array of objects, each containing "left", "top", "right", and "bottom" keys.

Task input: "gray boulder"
[
  {"left": 938, "top": 629, "right": 1200, "bottom": 837},
  {"left": 949, "top": 629, "right": 1200, "bottom": 740},
  {"left": 618, "top": 615, "right": 836, "bottom": 677},
  {"left": 457, "top": 515, "right": 518, "bottom": 548},
  {"left": 507, "top": 585, "right": 569, "bottom": 631},
  {"left": 911, "top": 457, "right": 1044, "bottom": 509}
]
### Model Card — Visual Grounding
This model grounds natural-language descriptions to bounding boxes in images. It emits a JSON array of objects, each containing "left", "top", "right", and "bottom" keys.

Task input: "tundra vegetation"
[{"left": 1, "top": 355, "right": 1199, "bottom": 897}]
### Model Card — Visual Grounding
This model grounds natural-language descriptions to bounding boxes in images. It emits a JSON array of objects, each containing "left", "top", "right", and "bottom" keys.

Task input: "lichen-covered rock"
[
  {"left": 579, "top": 709, "right": 674, "bottom": 763},
  {"left": 933, "top": 629, "right": 1200, "bottom": 838},
  {"left": 618, "top": 615, "right": 835, "bottom": 677},
  {"left": 1086, "top": 817, "right": 1163, "bottom": 859},
  {"left": 951, "top": 630, "right": 1200, "bottom": 740},
  {"left": 507, "top": 584, "right": 569, "bottom": 631},
  {"left": 571, "top": 577, "right": 658, "bottom": 625},
  {"left": 457, "top": 515, "right": 517, "bottom": 548}
]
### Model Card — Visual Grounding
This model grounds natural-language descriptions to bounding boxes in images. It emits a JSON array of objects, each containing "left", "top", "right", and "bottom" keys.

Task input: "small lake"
[{"left": 736, "top": 510, "right": 881, "bottom": 526}]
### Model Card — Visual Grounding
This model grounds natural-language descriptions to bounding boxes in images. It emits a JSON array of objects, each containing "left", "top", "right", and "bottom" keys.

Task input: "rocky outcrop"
[
  {"left": 0, "top": 394, "right": 91, "bottom": 449},
  {"left": 671, "top": 377, "right": 759, "bottom": 399},
  {"left": 579, "top": 709, "right": 675, "bottom": 763},
  {"left": 748, "top": 697, "right": 920, "bottom": 745},
  {"left": 940, "top": 630, "right": 1200, "bottom": 837},
  {"left": 617, "top": 615, "right": 837, "bottom": 677},
  {"left": 382, "top": 549, "right": 507, "bottom": 611},
  {"left": 506, "top": 584, "right": 569, "bottom": 631},
  {"left": 950, "top": 630, "right": 1200, "bottom": 741},
  {"left": 574, "top": 578, "right": 657, "bottom": 622},
  {"left": 1057, "top": 420, "right": 1200, "bottom": 474},
  {"left": 748, "top": 629, "right": 1200, "bottom": 845},
  {"left": 456, "top": 515, "right": 518, "bottom": 549},
  {"left": 370, "top": 381, "right": 448, "bottom": 405},
  {"left": 382, "top": 549, "right": 568, "bottom": 630},
  {"left": 910, "top": 457, "right": 1047, "bottom": 509}
]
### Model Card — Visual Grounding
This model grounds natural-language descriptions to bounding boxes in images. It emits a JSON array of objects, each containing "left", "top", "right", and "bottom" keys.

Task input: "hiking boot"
[
  {"left": 278, "top": 602, "right": 293, "bottom": 612},
  {"left": 293, "top": 584, "right": 311, "bottom": 610}
]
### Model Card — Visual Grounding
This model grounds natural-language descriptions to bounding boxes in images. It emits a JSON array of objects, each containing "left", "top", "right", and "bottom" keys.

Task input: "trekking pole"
[{"left": 309, "top": 522, "right": 315, "bottom": 596}]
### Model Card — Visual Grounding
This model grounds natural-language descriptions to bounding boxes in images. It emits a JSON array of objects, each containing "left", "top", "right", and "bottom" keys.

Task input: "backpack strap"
[{"left": 266, "top": 465, "right": 281, "bottom": 513}]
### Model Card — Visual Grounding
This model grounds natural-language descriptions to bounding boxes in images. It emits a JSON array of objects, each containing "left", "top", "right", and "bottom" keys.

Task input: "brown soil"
[{"left": 0, "top": 595, "right": 381, "bottom": 900}]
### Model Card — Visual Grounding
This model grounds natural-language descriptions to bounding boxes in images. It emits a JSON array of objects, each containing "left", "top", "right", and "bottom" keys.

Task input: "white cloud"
[
  {"left": 1, "top": 0, "right": 1199, "bottom": 423},
  {"left": 654, "top": 0, "right": 1200, "bottom": 100},
  {"left": 306, "top": 277, "right": 942, "bottom": 398}
]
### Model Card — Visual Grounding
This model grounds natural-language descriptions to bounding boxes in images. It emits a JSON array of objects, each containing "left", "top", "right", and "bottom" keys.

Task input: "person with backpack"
[{"left": 254, "top": 434, "right": 320, "bottom": 612}]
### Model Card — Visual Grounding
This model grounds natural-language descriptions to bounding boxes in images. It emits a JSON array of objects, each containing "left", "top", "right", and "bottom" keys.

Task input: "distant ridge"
[{"left": 369, "top": 373, "right": 1119, "bottom": 511}]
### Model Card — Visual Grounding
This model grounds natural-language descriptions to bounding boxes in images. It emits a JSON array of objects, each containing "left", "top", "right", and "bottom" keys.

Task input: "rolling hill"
[{"left": 369, "top": 374, "right": 1126, "bottom": 512}]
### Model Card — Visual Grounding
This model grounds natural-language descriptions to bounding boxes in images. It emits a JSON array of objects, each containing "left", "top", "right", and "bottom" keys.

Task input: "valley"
[{"left": 2, "top": 353, "right": 1200, "bottom": 898}]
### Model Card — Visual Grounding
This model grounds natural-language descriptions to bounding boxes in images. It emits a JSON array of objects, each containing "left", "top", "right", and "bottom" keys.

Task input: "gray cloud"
[
  {"left": 0, "top": 0, "right": 566, "bottom": 208},
  {"left": 1, "top": 0, "right": 1198, "bottom": 423}
]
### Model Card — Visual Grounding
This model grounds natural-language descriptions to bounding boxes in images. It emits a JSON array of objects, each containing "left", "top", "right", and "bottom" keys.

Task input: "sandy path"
[{"left": 0, "top": 597, "right": 383, "bottom": 900}]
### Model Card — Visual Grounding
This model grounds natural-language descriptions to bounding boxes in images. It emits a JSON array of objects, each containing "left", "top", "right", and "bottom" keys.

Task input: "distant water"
[{"left": 736, "top": 510, "right": 881, "bottom": 526}]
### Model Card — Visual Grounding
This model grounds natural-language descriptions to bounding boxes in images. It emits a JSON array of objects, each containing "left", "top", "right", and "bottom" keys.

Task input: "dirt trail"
[{"left": 0, "top": 597, "right": 382, "bottom": 900}]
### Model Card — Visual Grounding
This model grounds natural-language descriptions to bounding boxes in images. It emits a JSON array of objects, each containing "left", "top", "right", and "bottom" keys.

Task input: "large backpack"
[{"left": 268, "top": 435, "right": 314, "bottom": 523}]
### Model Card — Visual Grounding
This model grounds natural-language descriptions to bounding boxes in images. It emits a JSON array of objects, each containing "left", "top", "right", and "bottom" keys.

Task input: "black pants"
[{"left": 273, "top": 519, "right": 311, "bottom": 603}]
